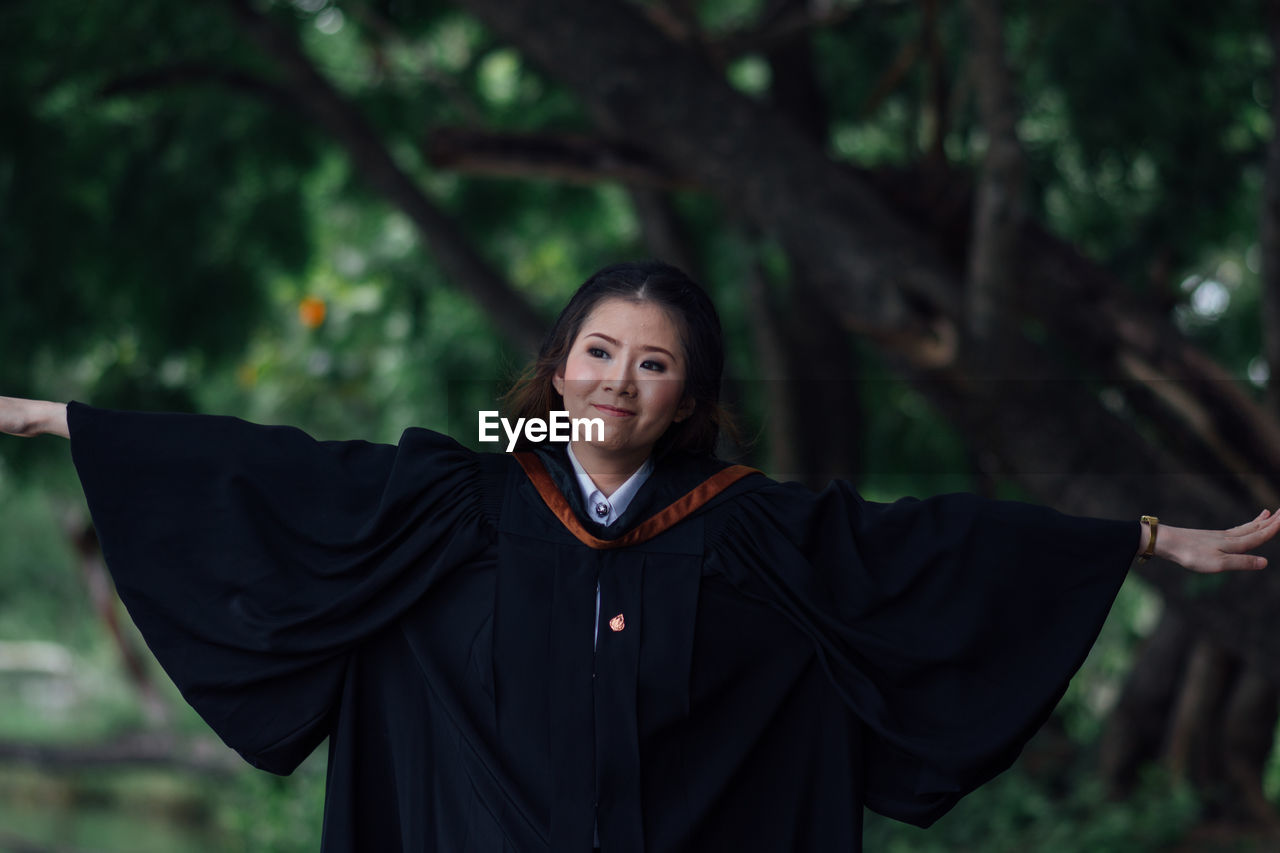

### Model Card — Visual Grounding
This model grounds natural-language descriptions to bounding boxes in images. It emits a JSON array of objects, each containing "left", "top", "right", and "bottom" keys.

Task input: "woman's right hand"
[{"left": 0, "top": 397, "right": 69, "bottom": 438}]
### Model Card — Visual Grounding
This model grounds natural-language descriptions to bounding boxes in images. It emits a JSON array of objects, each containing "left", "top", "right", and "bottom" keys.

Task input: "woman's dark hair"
[{"left": 503, "top": 261, "right": 733, "bottom": 457}]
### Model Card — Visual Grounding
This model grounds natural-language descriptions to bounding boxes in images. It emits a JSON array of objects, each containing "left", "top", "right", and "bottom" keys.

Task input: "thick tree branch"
[
  {"left": 426, "top": 129, "right": 687, "bottom": 188},
  {"left": 712, "top": 3, "right": 863, "bottom": 59},
  {"left": 862, "top": 34, "right": 922, "bottom": 118},
  {"left": 345, "top": 1, "right": 489, "bottom": 126},
  {"left": 640, "top": 0, "right": 703, "bottom": 44},
  {"left": 445, "top": 0, "right": 1280, "bottom": 675},
  {"left": 757, "top": 0, "right": 862, "bottom": 487},
  {"left": 1262, "top": 0, "right": 1280, "bottom": 413},
  {"left": 643, "top": 0, "right": 893, "bottom": 61},
  {"left": 221, "top": 0, "right": 544, "bottom": 352},
  {"left": 99, "top": 62, "right": 299, "bottom": 114},
  {"left": 439, "top": 0, "right": 1280, "bottom": 532},
  {"left": 447, "top": 0, "right": 1280, "bottom": 500},
  {"left": 921, "top": 0, "right": 949, "bottom": 164},
  {"left": 456, "top": 0, "right": 958, "bottom": 339},
  {"left": 862, "top": 175, "right": 1280, "bottom": 680},
  {"left": 419, "top": 99, "right": 1280, "bottom": 507},
  {"left": 963, "top": 0, "right": 1025, "bottom": 346},
  {"left": 763, "top": 0, "right": 832, "bottom": 144},
  {"left": 876, "top": 167, "right": 1280, "bottom": 503},
  {"left": 628, "top": 189, "right": 701, "bottom": 275}
]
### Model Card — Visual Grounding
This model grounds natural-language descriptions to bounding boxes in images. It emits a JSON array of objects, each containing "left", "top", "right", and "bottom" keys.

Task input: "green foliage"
[
  {"left": 865, "top": 765, "right": 1199, "bottom": 853},
  {"left": 855, "top": 345, "right": 977, "bottom": 499},
  {"left": 1056, "top": 576, "right": 1162, "bottom": 744},
  {"left": 0, "top": 765, "right": 231, "bottom": 853},
  {"left": 218, "top": 756, "right": 326, "bottom": 853},
  {"left": 820, "top": 4, "right": 936, "bottom": 167},
  {"left": 0, "top": 0, "right": 320, "bottom": 435},
  {"left": 1024, "top": 0, "right": 1268, "bottom": 279},
  {"left": 2, "top": 0, "right": 1279, "bottom": 846},
  {"left": 0, "top": 483, "right": 86, "bottom": 643}
]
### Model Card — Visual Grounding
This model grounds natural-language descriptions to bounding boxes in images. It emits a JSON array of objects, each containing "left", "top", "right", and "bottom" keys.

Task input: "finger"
[
  {"left": 1227, "top": 510, "right": 1280, "bottom": 537},
  {"left": 1255, "top": 512, "right": 1280, "bottom": 540},
  {"left": 1215, "top": 553, "right": 1267, "bottom": 572},
  {"left": 1225, "top": 512, "right": 1269, "bottom": 535},
  {"left": 1224, "top": 525, "right": 1280, "bottom": 552}
]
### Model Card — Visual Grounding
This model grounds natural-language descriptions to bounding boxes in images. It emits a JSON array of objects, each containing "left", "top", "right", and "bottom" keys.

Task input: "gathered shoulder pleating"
[{"left": 68, "top": 402, "right": 495, "bottom": 774}]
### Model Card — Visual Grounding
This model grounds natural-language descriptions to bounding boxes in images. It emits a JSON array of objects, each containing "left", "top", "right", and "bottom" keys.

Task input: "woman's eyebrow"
[{"left": 583, "top": 332, "right": 675, "bottom": 359}]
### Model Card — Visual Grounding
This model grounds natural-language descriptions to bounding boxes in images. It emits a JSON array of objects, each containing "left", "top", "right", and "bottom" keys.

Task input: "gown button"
[
  {"left": 609, "top": 613, "right": 625, "bottom": 632},
  {"left": 594, "top": 502, "right": 609, "bottom": 519}
]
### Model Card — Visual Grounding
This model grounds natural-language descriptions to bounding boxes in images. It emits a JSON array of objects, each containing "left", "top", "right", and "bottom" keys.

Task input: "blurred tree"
[{"left": 5, "top": 0, "right": 1280, "bottom": 843}]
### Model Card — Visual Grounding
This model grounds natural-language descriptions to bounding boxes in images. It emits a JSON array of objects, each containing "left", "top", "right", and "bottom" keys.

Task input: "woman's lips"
[{"left": 591, "top": 403, "right": 635, "bottom": 417}]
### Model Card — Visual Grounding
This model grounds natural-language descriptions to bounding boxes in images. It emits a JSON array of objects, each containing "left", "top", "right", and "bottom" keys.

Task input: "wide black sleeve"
[
  {"left": 67, "top": 402, "right": 493, "bottom": 774},
  {"left": 708, "top": 480, "right": 1136, "bottom": 827}
]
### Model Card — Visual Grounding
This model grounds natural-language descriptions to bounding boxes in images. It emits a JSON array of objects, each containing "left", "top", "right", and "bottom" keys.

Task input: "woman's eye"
[
  {"left": 587, "top": 347, "right": 609, "bottom": 359},
  {"left": 641, "top": 360, "right": 667, "bottom": 373}
]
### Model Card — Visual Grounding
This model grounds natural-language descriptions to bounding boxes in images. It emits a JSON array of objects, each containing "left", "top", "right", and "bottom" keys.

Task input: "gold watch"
[{"left": 1138, "top": 515, "right": 1159, "bottom": 563}]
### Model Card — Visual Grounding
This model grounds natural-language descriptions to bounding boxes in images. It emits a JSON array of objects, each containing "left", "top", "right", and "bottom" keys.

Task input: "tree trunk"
[
  {"left": 63, "top": 516, "right": 170, "bottom": 727},
  {"left": 1221, "top": 667, "right": 1280, "bottom": 830},
  {"left": 963, "top": 0, "right": 1024, "bottom": 351},
  {"left": 1165, "top": 637, "right": 1233, "bottom": 794},
  {"left": 779, "top": 275, "right": 864, "bottom": 487},
  {"left": 745, "top": 258, "right": 802, "bottom": 477},
  {"left": 445, "top": 0, "right": 1280, "bottom": 678},
  {"left": 1099, "top": 608, "right": 1194, "bottom": 796}
]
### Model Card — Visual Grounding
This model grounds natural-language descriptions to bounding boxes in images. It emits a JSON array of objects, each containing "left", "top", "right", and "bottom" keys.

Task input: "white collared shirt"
[
  {"left": 565, "top": 443, "right": 653, "bottom": 651},
  {"left": 565, "top": 442, "right": 653, "bottom": 527}
]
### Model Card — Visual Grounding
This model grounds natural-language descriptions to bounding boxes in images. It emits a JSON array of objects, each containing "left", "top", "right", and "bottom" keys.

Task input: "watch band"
[{"left": 1138, "top": 515, "right": 1159, "bottom": 563}]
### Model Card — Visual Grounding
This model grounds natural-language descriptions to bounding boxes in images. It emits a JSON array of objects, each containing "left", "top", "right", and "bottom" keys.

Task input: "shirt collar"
[{"left": 565, "top": 442, "right": 653, "bottom": 527}]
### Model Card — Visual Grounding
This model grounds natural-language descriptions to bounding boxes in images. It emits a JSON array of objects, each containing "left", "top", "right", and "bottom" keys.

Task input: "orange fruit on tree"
[{"left": 299, "top": 296, "right": 327, "bottom": 328}]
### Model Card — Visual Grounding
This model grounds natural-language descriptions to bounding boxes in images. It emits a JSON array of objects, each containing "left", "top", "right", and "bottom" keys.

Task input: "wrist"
[
  {"left": 1152, "top": 523, "right": 1183, "bottom": 565},
  {"left": 34, "top": 400, "right": 70, "bottom": 438}
]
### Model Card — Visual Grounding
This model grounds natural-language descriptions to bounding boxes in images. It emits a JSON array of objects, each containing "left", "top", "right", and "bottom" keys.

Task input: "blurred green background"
[{"left": 4, "top": 0, "right": 1280, "bottom": 849}]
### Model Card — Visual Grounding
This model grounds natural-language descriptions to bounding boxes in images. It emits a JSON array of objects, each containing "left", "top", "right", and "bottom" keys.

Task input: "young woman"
[{"left": 2, "top": 261, "right": 1276, "bottom": 852}]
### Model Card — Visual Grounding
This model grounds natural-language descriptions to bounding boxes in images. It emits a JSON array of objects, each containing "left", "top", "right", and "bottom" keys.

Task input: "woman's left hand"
[{"left": 1151, "top": 509, "right": 1280, "bottom": 573}]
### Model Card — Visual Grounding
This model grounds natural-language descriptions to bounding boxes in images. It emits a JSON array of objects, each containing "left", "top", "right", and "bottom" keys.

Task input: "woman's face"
[{"left": 553, "top": 298, "right": 694, "bottom": 463}]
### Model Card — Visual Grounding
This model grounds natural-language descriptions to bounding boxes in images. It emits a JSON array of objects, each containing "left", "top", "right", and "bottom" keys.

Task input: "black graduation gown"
[{"left": 66, "top": 402, "right": 1137, "bottom": 852}]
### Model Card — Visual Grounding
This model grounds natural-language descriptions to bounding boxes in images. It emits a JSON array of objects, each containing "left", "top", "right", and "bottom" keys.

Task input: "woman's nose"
[{"left": 601, "top": 362, "right": 637, "bottom": 395}]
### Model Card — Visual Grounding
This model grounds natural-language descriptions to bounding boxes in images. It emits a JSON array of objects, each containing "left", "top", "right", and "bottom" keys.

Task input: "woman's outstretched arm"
[
  {"left": 6, "top": 394, "right": 1276, "bottom": 572},
  {"left": 1147, "top": 509, "right": 1280, "bottom": 574},
  {"left": 0, "top": 397, "right": 69, "bottom": 438}
]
